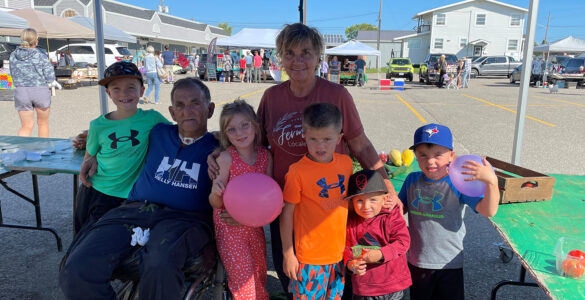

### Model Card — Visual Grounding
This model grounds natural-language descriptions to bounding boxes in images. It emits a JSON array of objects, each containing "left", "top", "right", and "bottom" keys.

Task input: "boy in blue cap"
[{"left": 398, "top": 123, "right": 499, "bottom": 300}]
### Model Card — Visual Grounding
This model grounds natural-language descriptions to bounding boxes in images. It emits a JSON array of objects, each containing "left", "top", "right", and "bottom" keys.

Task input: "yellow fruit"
[
  {"left": 402, "top": 149, "right": 415, "bottom": 166},
  {"left": 389, "top": 149, "right": 402, "bottom": 166}
]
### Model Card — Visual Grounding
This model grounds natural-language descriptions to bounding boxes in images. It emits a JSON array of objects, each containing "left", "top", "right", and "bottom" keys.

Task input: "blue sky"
[{"left": 119, "top": 0, "right": 583, "bottom": 43}]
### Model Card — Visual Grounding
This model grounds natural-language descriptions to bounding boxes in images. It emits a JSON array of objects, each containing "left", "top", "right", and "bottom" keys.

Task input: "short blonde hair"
[
  {"left": 276, "top": 23, "right": 323, "bottom": 64},
  {"left": 146, "top": 45, "right": 155, "bottom": 53},
  {"left": 20, "top": 28, "right": 38, "bottom": 48}
]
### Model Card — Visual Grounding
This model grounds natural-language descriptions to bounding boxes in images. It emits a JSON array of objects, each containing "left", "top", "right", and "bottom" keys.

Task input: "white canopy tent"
[
  {"left": 325, "top": 40, "right": 381, "bottom": 83},
  {"left": 324, "top": 40, "right": 381, "bottom": 57},
  {"left": 534, "top": 36, "right": 585, "bottom": 53},
  {"left": 216, "top": 28, "right": 280, "bottom": 48}
]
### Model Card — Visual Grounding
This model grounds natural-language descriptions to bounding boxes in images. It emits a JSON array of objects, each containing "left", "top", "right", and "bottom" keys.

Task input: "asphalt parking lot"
[{"left": 0, "top": 73, "right": 583, "bottom": 299}]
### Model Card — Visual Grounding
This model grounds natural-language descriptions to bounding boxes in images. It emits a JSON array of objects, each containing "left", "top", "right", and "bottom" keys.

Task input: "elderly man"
[{"left": 59, "top": 78, "right": 217, "bottom": 300}]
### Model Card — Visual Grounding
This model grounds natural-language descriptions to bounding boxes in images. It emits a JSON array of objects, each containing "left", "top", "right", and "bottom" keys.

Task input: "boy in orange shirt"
[{"left": 281, "top": 102, "right": 353, "bottom": 299}]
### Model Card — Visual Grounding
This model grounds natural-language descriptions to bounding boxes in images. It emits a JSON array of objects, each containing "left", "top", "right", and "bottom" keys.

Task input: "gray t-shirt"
[{"left": 398, "top": 172, "right": 481, "bottom": 269}]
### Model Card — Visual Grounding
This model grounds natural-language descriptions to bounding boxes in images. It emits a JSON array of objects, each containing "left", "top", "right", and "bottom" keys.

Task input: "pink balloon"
[
  {"left": 448, "top": 155, "right": 493, "bottom": 197},
  {"left": 223, "top": 173, "right": 283, "bottom": 227}
]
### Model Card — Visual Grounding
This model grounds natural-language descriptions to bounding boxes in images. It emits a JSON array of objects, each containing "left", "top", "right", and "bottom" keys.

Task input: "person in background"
[
  {"left": 342, "top": 58, "right": 351, "bottom": 72},
  {"left": 320, "top": 59, "right": 328, "bottom": 79},
  {"left": 329, "top": 56, "right": 341, "bottom": 84},
  {"left": 223, "top": 50, "right": 232, "bottom": 83},
  {"left": 456, "top": 59, "right": 463, "bottom": 88},
  {"left": 194, "top": 54, "right": 200, "bottom": 76},
  {"left": 461, "top": 57, "right": 470, "bottom": 88},
  {"left": 239, "top": 55, "right": 246, "bottom": 83},
  {"left": 9, "top": 28, "right": 55, "bottom": 137},
  {"left": 245, "top": 51, "right": 254, "bottom": 84},
  {"left": 436, "top": 55, "right": 447, "bottom": 88},
  {"left": 253, "top": 51, "right": 263, "bottom": 83},
  {"left": 143, "top": 46, "right": 163, "bottom": 104},
  {"left": 59, "top": 50, "right": 75, "bottom": 68},
  {"left": 354, "top": 56, "right": 366, "bottom": 87},
  {"left": 161, "top": 45, "right": 174, "bottom": 84}
]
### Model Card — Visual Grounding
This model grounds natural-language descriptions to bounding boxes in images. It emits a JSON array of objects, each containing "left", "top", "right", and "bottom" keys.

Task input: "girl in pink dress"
[{"left": 209, "top": 99, "right": 272, "bottom": 300}]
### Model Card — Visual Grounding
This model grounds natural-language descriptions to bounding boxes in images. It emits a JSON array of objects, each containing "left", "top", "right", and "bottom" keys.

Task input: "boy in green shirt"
[{"left": 74, "top": 61, "right": 168, "bottom": 233}]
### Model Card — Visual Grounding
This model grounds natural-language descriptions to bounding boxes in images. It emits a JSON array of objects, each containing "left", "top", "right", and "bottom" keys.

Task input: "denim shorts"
[{"left": 14, "top": 86, "right": 51, "bottom": 111}]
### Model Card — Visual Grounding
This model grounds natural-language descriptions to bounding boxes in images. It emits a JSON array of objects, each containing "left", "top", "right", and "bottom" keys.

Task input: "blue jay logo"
[
  {"left": 316, "top": 175, "right": 345, "bottom": 198},
  {"left": 411, "top": 189, "right": 444, "bottom": 211}
]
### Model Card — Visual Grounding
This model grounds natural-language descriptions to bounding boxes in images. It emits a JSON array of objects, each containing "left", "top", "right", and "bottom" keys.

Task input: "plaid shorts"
[{"left": 288, "top": 260, "right": 345, "bottom": 300}]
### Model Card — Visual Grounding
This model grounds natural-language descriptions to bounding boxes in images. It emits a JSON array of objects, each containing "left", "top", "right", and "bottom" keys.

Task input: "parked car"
[
  {"left": 471, "top": 56, "right": 521, "bottom": 77},
  {"left": 563, "top": 58, "right": 585, "bottom": 74},
  {"left": 49, "top": 43, "right": 132, "bottom": 67},
  {"left": 508, "top": 65, "right": 542, "bottom": 84},
  {"left": 0, "top": 42, "right": 18, "bottom": 62},
  {"left": 419, "top": 53, "right": 458, "bottom": 85},
  {"left": 385, "top": 57, "right": 413, "bottom": 81}
]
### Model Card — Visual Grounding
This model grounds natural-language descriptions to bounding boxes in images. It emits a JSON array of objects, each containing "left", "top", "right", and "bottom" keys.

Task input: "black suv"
[{"left": 0, "top": 42, "right": 19, "bottom": 62}]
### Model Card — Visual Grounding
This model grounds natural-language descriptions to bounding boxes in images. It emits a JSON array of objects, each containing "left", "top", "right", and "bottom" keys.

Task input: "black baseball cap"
[
  {"left": 98, "top": 61, "right": 143, "bottom": 87},
  {"left": 346, "top": 170, "right": 388, "bottom": 200}
]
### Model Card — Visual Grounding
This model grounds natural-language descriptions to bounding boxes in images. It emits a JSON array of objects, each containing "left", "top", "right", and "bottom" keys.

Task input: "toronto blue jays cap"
[
  {"left": 98, "top": 61, "right": 143, "bottom": 87},
  {"left": 346, "top": 169, "right": 388, "bottom": 200},
  {"left": 410, "top": 123, "right": 453, "bottom": 150}
]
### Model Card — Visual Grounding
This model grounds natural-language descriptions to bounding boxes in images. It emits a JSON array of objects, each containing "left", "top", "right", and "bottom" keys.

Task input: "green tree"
[
  {"left": 218, "top": 22, "right": 232, "bottom": 35},
  {"left": 345, "top": 23, "right": 377, "bottom": 40}
]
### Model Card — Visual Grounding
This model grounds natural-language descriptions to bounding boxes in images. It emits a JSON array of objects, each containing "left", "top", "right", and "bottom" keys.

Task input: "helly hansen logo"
[
  {"left": 108, "top": 130, "right": 140, "bottom": 149},
  {"left": 317, "top": 175, "right": 345, "bottom": 198},
  {"left": 154, "top": 157, "right": 200, "bottom": 189}
]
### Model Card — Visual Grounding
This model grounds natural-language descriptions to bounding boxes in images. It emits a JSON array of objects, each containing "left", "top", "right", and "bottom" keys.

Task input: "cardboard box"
[{"left": 486, "top": 156, "right": 555, "bottom": 204}]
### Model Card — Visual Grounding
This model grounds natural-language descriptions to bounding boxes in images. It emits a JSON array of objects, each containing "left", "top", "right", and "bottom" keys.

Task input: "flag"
[{"left": 207, "top": 37, "right": 217, "bottom": 63}]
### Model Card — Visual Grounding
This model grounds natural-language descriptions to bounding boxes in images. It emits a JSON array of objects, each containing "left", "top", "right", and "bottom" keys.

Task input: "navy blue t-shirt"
[
  {"left": 128, "top": 123, "right": 218, "bottom": 213},
  {"left": 162, "top": 50, "right": 174, "bottom": 66}
]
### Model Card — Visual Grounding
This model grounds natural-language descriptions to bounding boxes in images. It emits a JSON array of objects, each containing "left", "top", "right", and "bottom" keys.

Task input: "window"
[
  {"left": 105, "top": 48, "right": 113, "bottom": 54},
  {"left": 476, "top": 13, "right": 486, "bottom": 25},
  {"left": 509, "top": 57, "right": 516, "bottom": 62},
  {"left": 436, "top": 13, "right": 446, "bottom": 25},
  {"left": 496, "top": 57, "right": 507, "bottom": 63},
  {"left": 510, "top": 14, "right": 521, "bottom": 26},
  {"left": 459, "top": 38, "right": 467, "bottom": 48},
  {"left": 508, "top": 39, "right": 519, "bottom": 51},
  {"left": 68, "top": 46, "right": 94, "bottom": 55},
  {"left": 434, "top": 38, "right": 443, "bottom": 49},
  {"left": 487, "top": 57, "right": 496, "bottom": 64},
  {"left": 408, "top": 39, "right": 421, "bottom": 49}
]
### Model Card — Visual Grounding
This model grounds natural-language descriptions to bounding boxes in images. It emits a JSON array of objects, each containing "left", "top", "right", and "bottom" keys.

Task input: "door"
[
  {"left": 473, "top": 46, "right": 483, "bottom": 56},
  {"left": 482, "top": 57, "right": 498, "bottom": 75},
  {"left": 492, "top": 57, "right": 508, "bottom": 75}
]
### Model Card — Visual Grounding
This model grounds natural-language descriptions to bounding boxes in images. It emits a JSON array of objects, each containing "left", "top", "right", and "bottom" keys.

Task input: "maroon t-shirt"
[{"left": 257, "top": 76, "right": 364, "bottom": 187}]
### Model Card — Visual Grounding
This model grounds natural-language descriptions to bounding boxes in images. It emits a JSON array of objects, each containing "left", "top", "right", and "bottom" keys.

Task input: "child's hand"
[
  {"left": 461, "top": 158, "right": 497, "bottom": 185},
  {"left": 283, "top": 253, "right": 299, "bottom": 280},
  {"left": 72, "top": 130, "right": 88, "bottom": 150},
  {"left": 349, "top": 258, "right": 367, "bottom": 276},
  {"left": 211, "top": 180, "right": 225, "bottom": 200},
  {"left": 362, "top": 249, "right": 383, "bottom": 264},
  {"left": 219, "top": 210, "right": 241, "bottom": 226}
]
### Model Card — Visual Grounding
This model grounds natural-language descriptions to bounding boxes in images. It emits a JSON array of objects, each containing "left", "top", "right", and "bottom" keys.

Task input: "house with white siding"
[
  {"left": 2, "top": 0, "right": 228, "bottom": 54},
  {"left": 394, "top": 0, "right": 527, "bottom": 64}
]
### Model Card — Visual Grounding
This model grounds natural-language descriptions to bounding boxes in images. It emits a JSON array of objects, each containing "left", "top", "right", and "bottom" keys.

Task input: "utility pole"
[
  {"left": 303, "top": 0, "right": 307, "bottom": 24},
  {"left": 298, "top": 0, "right": 303, "bottom": 23},
  {"left": 376, "top": 0, "right": 382, "bottom": 73},
  {"left": 543, "top": 12, "right": 550, "bottom": 45}
]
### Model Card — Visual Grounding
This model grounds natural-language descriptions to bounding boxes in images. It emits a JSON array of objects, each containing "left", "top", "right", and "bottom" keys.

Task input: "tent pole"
[
  {"left": 512, "top": 0, "right": 539, "bottom": 165},
  {"left": 94, "top": 0, "right": 108, "bottom": 115}
]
